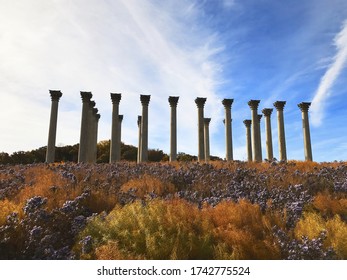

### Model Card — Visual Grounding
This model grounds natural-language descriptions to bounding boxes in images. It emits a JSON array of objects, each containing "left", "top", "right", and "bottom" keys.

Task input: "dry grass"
[
  {"left": 313, "top": 193, "right": 347, "bottom": 218},
  {"left": 120, "top": 174, "right": 176, "bottom": 198}
]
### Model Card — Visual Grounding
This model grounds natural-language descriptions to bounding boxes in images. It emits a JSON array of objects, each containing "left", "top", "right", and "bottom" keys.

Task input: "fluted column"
[
  {"left": 274, "top": 101, "right": 287, "bottom": 161},
  {"left": 222, "top": 98, "right": 234, "bottom": 161},
  {"left": 78, "top": 91, "right": 92, "bottom": 163},
  {"left": 298, "top": 102, "right": 313, "bottom": 161},
  {"left": 140, "top": 95, "right": 150, "bottom": 162},
  {"left": 46, "top": 90, "right": 62, "bottom": 163},
  {"left": 110, "top": 93, "right": 121, "bottom": 162},
  {"left": 248, "top": 100, "right": 261, "bottom": 161},
  {"left": 204, "top": 118, "right": 211, "bottom": 162},
  {"left": 243, "top": 120, "right": 252, "bottom": 162},
  {"left": 195, "top": 97, "right": 207, "bottom": 162},
  {"left": 94, "top": 113, "right": 100, "bottom": 162},
  {"left": 262, "top": 108, "right": 274, "bottom": 160},
  {"left": 168, "top": 96, "right": 179, "bottom": 162},
  {"left": 118, "top": 115, "right": 123, "bottom": 160},
  {"left": 257, "top": 114, "right": 263, "bottom": 161},
  {"left": 87, "top": 101, "right": 96, "bottom": 163},
  {"left": 137, "top": 116, "right": 142, "bottom": 163}
]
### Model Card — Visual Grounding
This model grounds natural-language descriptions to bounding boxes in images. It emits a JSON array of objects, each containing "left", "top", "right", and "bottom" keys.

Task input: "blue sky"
[{"left": 0, "top": 0, "right": 347, "bottom": 162}]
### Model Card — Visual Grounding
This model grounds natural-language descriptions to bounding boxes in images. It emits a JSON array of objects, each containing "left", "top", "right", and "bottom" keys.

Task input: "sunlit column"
[
  {"left": 110, "top": 93, "right": 122, "bottom": 162},
  {"left": 168, "top": 96, "right": 179, "bottom": 162},
  {"left": 90, "top": 108, "right": 98, "bottom": 163},
  {"left": 204, "top": 118, "right": 211, "bottom": 162},
  {"left": 78, "top": 91, "right": 92, "bottom": 163},
  {"left": 274, "top": 101, "right": 287, "bottom": 161},
  {"left": 222, "top": 98, "right": 234, "bottom": 161},
  {"left": 262, "top": 108, "right": 274, "bottom": 160},
  {"left": 46, "top": 90, "right": 62, "bottom": 163},
  {"left": 298, "top": 102, "right": 313, "bottom": 161},
  {"left": 87, "top": 101, "right": 96, "bottom": 163},
  {"left": 248, "top": 100, "right": 261, "bottom": 162},
  {"left": 94, "top": 112, "right": 100, "bottom": 163},
  {"left": 195, "top": 97, "right": 207, "bottom": 162},
  {"left": 243, "top": 120, "right": 252, "bottom": 162},
  {"left": 140, "top": 95, "right": 150, "bottom": 162},
  {"left": 257, "top": 114, "right": 263, "bottom": 161},
  {"left": 118, "top": 115, "right": 123, "bottom": 161},
  {"left": 137, "top": 116, "right": 142, "bottom": 163}
]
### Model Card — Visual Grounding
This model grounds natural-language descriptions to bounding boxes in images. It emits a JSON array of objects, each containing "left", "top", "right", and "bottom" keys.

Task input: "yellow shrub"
[
  {"left": 295, "top": 212, "right": 347, "bottom": 259},
  {"left": 326, "top": 216, "right": 347, "bottom": 258},
  {"left": 295, "top": 212, "right": 325, "bottom": 239},
  {"left": 0, "top": 199, "right": 22, "bottom": 226},
  {"left": 95, "top": 241, "right": 144, "bottom": 260},
  {"left": 79, "top": 199, "right": 215, "bottom": 260}
]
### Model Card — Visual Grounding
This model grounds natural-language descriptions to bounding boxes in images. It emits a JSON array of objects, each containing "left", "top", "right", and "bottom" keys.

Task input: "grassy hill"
[{"left": 0, "top": 160, "right": 346, "bottom": 259}]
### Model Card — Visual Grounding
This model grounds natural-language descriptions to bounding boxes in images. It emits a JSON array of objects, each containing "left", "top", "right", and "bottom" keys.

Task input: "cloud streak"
[
  {"left": 311, "top": 20, "right": 347, "bottom": 126},
  {"left": 0, "top": 0, "right": 225, "bottom": 155}
]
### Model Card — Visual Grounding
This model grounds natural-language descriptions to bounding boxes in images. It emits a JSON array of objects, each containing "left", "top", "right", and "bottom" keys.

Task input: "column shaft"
[
  {"left": 46, "top": 90, "right": 62, "bottom": 163},
  {"left": 243, "top": 120, "right": 252, "bottom": 162},
  {"left": 78, "top": 92, "right": 92, "bottom": 163},
  {"left": 298, "top": 102, "right": 313, "bottom": 161},
  {"left": 118, "top": 115, "right": 123, "bottom": 161},
  {"left": 94, "top": 113, "right": 100, "bottom": 162},
  {"left": 274, "top": 101, "right": 287, "bottom": 161},
  {"left": 257, "top": 114, "right": 263, "bottom": 161},
  {"left": 137, "top": 116, "right": 142, "bottom": 163},
  {"left": 248, "top": 100, "right": 261, "bottom": 161},
  {"left": 222, "top": 99, "right": 233, "bottom": 161},
  {"left": 168, "top": 96, "right": 179, "bottom": 162},
  {"left": 262, "top": 108, "right": 274, "bottom": 160},
  {"left": 204, "top": 118, "right": 211, "bottom": 162},
  {"left": 110, "top": 93, "right": 121, "bottom": 162},
  {"left": 140, "top": 95, "right": 150, "bottom": 162},
  {"left": 195, "top": 97, "right": 207, "bottom": 162},
  {"left": 87, "top": 101, "right": 96, "bottom": 163}
]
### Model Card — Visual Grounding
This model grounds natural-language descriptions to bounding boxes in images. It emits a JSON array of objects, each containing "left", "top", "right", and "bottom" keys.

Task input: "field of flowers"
[{"left": 0, "top": 160, "right": 346, "bottom": 260}]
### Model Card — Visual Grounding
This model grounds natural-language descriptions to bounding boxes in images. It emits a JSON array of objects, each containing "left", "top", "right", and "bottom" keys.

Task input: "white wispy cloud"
[
  {"left": 311, "top": 20, "right": 347, "bottom": 126},
  {"left": 0, "top": 0, "right": 225, "bottom": 155}
]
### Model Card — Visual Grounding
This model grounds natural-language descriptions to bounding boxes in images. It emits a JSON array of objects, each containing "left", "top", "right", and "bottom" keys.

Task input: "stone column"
[
  {"left": 262, "top": 108, "right": 274, "bottom": 160},
  {"left": 243, "top": 120, "right": 252, "bottom": 162},
  {"left": 298, "top": 102, "right": 313, "bottom": 161},
  {"left": 87, "top": 101, "right": 96, "bottom": 163},
  {"left": 274, "top": 101, "right": 287, "bottom": 161},
  {"left": 204, "top": 118, "right": 211, "bottom": 162},
  {"left": 78, "top": 91, "right": 92, "bottom": 163},
  {"left": 168, "top": 96, "right": 179, "bottom": 162},
  {"left": 46, "top": 90, "right": 62, "bottom": 163},
  {"left": 140, "top": 95, "right": 150, "bottom": 162},
  {"left": 90, "top": 108, "right": 98, "bottom": 163},
  {"left": 94, "top": 113, "right": 100, "bottom": 162},
  {"left": 257, "top": 114, "right": 263, "bottom": 161},
  {"left": 110, "top": 93, "right": 121, "bottom": 162},
  {"left": 222, "top": 99, "right": 234, "bottom": 161},
  {"left": 247, "top": 100, "right": 261, "bottom": 161},
  {"left": 195, "top": 97, "right": 207, "bottom": 162},
  {"left": 137, "top": 116, "right": 142, "bottom": 163},
  {"left": 118, "top": 115, "right": 123, "bottom": 160}
]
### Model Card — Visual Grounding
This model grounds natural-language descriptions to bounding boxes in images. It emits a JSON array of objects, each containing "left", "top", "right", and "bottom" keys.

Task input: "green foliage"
[{"left": 177, "top": 152, "right": 197, "bottom": 162}]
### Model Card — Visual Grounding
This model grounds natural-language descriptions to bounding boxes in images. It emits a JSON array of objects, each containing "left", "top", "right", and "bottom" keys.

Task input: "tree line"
[{"left": 0, "top": 141, "right": 222, "bottom": 165}]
